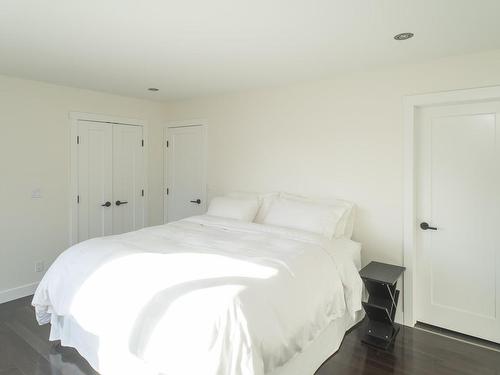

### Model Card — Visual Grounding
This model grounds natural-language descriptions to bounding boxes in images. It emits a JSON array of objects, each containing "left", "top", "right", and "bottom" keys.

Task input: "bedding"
[
  {"left": 207, "top": 196, "right": 260, "bottom": 221},
  {"left": 279, "top": 193, "right": 356, "bottom": 239},
  {"left": 261, "top": 197, "right": 346, "bottom": 238},
  {"left": 226, "top": 191, "right": 279, "bottom": 223},
  {"left": 33, "top": 215, "right": 362, "bottom": 375},
  {"left": 226, "top": 191, "right": 356, "bottom": 239},
  {"left": 269, "top": 310, "right": 364, "bottom": 375}
]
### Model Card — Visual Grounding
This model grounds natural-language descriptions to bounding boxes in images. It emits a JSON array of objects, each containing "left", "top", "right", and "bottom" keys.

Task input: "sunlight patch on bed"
[
  {"left": 139, "top": 284, "right": 255, "bottom": 374},
  {"left": 68, "top": 252, "right": 277, "bottom": 349}
]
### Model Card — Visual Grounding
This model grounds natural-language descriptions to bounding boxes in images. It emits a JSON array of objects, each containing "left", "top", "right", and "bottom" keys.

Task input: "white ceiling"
[{"left": 1, "top": 0, "right": 500, "bottom": 101}]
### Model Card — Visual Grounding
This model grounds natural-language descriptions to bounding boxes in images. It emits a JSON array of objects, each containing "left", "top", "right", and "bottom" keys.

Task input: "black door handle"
[
  {"left": 420, "top": 222, "right": 438, "bottom": 231},
  {"left": 190, "top": 199, "right": 201, "bottom": 204},
  {"left": 101, "top": 201, "right": 111, "bottom": 207},
  {"left": 116, "top": 200, "right": 128, "bottom": 206}
]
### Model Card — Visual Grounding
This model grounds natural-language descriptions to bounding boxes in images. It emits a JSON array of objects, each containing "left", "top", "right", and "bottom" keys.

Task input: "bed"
[{"left": 33, "top": 213, "right": 363, "bottom": 375}]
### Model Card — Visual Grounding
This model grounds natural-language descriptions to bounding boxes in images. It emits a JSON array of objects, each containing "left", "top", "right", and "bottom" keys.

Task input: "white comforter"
[{"left": 33, "top": 215, "right": 362, "bottom": 375}]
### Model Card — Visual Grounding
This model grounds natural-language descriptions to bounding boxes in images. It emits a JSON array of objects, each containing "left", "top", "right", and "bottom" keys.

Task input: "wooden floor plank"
[
  {"left": 1, "top": 296, "right": 499, "bottom": 375},
  {"left": 0, "top": 369, "right": 24, "bottom": 375},
  {"left": 0, "top": 322, "right": 61, "bottom": 375},
  {"left": 0, "top": 324, "right": 16, "bottom": 373}
]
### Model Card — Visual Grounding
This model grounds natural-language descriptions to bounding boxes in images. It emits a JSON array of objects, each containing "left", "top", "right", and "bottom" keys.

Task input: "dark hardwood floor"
[{"left": 1, "top": 296, "right": 499, "bottom": 375}]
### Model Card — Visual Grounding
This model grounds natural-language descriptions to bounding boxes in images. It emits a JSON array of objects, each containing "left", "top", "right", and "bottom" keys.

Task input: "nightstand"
[{"left": 359, "top": 261, "right": 406, "bottom": 350}]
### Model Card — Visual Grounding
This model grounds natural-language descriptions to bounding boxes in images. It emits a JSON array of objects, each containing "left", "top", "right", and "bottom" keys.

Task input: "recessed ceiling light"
[
  {"left": 394, "top": 32, "right": 414, "bottom": 41},
  {"left": 148, "top": 87, "right": 159, "bottom": 92}
]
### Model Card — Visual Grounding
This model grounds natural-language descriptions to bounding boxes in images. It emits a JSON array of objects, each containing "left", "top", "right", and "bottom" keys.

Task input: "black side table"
[{"left": 359, "top": 261, "right": 406, "bottom": 350}]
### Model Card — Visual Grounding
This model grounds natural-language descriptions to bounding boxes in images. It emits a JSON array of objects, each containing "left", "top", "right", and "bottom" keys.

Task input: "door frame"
[
  {"left": 163, "top": 119, "right": 208, "bottom": 223},
  {"left": 69, "top": 112, "right": 148, "bottom": 245},
  {"left": 403, "top": 85, "right": 500, "bottom": 326}
]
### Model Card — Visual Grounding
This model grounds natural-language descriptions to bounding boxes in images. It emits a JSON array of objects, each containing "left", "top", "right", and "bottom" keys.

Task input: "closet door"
[
  {"left": 165, "top": 125, "right": 207, "bottom": 222},
  {"left": 77, "top": 120, "right": 113, "bottom": 241},
  {"left": 112, "top": 124, "right": 145, "bottom": 235}
]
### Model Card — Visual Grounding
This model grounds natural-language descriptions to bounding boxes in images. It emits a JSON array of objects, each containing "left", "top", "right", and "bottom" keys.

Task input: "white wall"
[
  {"left": 0, "top": 75, "right": 167, "bottom": 301},
  {"left": 163, "top": 49, "right": 500, "bottom": 268},
  {"left": 3, "top": 49, "right": 500, "bottom": 305}
]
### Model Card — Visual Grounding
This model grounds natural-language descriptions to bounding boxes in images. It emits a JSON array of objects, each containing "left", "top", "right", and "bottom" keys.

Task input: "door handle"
[
  {"left": 420, "top": 222, "right": 438, "bottom": 231},
  {"left": 190, "top": 199, "right": 201, "bottom": 204},
  {"left": 115, "top": 200, "right": 128, "bottom": 206},
  {"left": 101, "top": 201, "right": 111, "bottom": 207}
]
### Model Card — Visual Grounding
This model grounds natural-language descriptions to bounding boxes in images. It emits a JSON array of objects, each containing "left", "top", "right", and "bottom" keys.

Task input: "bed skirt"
[
  {"left": 49, "top": 310, "right": 364, "bottom": 375},
  {"left": 269, "top": 310, "right": 364, "bottom": 375}
]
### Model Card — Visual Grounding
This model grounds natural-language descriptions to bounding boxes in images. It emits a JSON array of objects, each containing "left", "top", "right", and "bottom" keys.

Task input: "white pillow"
[
  {"left": 280, "top": 193, "right": 356, "bottom": 238},
  {"left": 207, "top": 196, "right": 260, "bottom": 222},
  {"left": 226, "top": 191, "right": 279, "bottom": 224},
  {"left": 261, "top": 197, "right": 346, "bottom": 238},
  {"left": 335, "top": 199, "right": 356, "bottom": 238}
]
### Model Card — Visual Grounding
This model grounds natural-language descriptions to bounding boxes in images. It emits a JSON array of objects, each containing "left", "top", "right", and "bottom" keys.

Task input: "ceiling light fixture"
[
  {"left": 394, "top": 32, "right": 414, "bottom": 41},
  {"left": 148, "top": 87, "right": 159, "bottom": 92}
]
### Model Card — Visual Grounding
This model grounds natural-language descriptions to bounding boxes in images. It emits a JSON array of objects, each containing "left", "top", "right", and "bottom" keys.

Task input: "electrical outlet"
[{"left": 35, "top": 261, "right": 45, "bottom": 273}]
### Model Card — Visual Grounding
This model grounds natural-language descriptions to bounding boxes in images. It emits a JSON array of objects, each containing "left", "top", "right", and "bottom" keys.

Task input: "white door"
[
  {"left": 112, "top": 124, "right": 145, "bottom": 234},
  {"left": 76, "top": 121, "right": 145, "bottom": 242},
  {"left": 77, "top": 120, "right": 113, "bottom": 241},
  {"left": 416, "top": 101, "right": 500, "bottom": 343},
  {"left": 165, "top": 125, "right": 206, "bottom": 222}
]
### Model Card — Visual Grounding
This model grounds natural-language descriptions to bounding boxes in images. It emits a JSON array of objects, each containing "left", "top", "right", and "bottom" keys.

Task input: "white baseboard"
[{"left": 0, "top": 282, "right": 38, "bottom": 304}]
